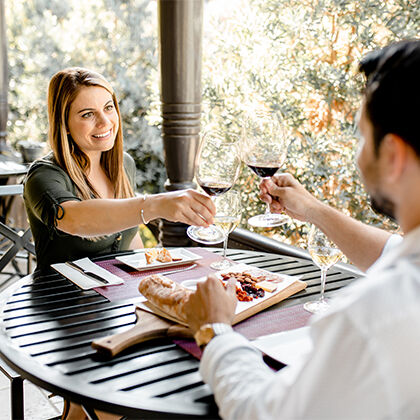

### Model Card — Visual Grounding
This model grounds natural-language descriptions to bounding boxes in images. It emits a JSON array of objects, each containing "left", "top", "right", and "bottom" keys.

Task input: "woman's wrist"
[
  {"left": 139, "top": 194, "right": 161, "bottom": 224},
  {"left": 140, "top": 194, "right": 148, "bottom": 225}
]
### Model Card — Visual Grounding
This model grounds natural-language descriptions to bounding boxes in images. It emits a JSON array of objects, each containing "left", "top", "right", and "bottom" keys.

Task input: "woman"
[
  {"left": 23, "top": 67, "right": 215, "bottom": 420},
  {"left": 24, "top": 67, "right": 215, "bottom": 275}
]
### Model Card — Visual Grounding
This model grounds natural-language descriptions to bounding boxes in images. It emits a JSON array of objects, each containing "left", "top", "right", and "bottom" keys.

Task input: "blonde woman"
[
  {"left": 24, "top": 67, "right": 215, "bottom": 419},
  {"left": 23, "top": 67, "right": 215, "bottom": 276}
]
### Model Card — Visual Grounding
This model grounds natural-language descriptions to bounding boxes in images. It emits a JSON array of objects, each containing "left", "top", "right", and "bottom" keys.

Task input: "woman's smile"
[{"left": 67, "top": 85, "right": 119, "bottom": 158}]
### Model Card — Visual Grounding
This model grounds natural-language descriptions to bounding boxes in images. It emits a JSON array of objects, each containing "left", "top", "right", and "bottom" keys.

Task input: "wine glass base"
[
  {"left": 210, "top": 259, "right": 236, "bottom": 270},
  {"left": 248, "top": 213, "right": 289, "bottom": 228},
  {"left": 187, "top": 225, "right": 225, "bottom": 245},
  {"left": 303, "top": 299, "right": 330, "bottom": 314}
]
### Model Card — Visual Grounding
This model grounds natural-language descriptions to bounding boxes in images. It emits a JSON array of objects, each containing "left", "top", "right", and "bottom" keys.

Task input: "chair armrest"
[{"left": 0, "top": 185, "right": 23, "bottom": 197}]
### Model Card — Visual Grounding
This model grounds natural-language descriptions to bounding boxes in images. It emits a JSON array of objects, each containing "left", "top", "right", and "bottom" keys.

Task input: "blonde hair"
[{"left": 47, "top": 67, "right": 134, "bottom": 200}]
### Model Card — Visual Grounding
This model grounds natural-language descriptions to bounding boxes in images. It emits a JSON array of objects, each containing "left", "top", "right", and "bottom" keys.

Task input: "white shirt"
[{"left": 200, "top": 229, "right": 420, "bottom": 419}]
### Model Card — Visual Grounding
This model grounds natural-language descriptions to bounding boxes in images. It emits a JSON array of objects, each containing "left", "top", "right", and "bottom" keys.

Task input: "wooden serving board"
[
  {"left": 91, "top": 308, "right": 191, "bottom": 357},
  {"left": 140, "top": 278, "right": 307, "bottom": 326},
  {"left": 92, "top": 278, "right": 306, "bottom": 357},
  {"left": 232, "top": 278, "right": 306, "bottom": 324}
]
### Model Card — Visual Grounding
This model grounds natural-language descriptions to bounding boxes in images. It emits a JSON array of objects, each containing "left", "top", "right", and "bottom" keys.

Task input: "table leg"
[{"left": 82, "top": 405, "right": 100, "bottom": 420}]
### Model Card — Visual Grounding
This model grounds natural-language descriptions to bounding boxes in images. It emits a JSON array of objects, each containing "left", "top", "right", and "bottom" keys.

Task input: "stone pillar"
[
  {"left": 157, "top": 0, "right": 203, "bottom": 246},
  {"left": 0, "top": 0, "right": 8, "bottom": 153}
]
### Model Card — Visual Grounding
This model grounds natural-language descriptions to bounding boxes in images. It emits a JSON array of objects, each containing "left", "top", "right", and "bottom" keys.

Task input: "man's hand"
[
  {"left": 260, "top": 173, "right": 322, "bottom": 223},
  {"left": 184, "top": 275, "right": 237, "bottom": 334}
]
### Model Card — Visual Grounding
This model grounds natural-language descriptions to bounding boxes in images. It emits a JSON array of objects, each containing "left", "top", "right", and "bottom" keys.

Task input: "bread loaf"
[{"left": 138, "top": 274, "right": 192, "bottom": 323}]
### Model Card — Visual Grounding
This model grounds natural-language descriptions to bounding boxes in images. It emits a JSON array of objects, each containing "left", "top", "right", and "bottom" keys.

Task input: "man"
[{"left": 184, "top": 39, "right": 420, "bottom": 419}]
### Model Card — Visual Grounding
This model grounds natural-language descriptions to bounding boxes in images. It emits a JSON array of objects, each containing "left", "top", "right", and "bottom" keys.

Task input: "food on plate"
[
  {"left": 221, "top": 272, "right": 266, "bottom": 302},
  {"left": 145, "top": 248, "right": 159, "bottom": 264},
  {"left": 157, "top": 248, "right": 173, "bottom": 263},
  {"left": 255, "top": 281, "right": 278, "bottom": 293},
  {"left": 144, "top": 248, "right": 182, "bottom": 264},
  {"left": 138, "top": 274, "right": 191, "bottom": 322}
]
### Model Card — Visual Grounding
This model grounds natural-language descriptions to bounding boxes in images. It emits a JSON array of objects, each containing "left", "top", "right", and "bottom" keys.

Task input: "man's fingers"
[{"left": 226, "top": 277, "right": 237, "bottom": 296}]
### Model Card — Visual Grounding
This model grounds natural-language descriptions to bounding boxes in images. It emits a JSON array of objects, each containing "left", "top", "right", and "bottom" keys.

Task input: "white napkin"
[
  {"left": 51, "top": 257, "right": 124, "bottom": 290},
  {"left": 252, "top": 326, "right": 313, "bottom": 366}
]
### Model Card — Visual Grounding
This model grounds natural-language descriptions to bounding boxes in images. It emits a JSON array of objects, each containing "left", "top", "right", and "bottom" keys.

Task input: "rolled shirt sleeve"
[{"left": 199, "top": 312, "right": 389, "bottom": 419}]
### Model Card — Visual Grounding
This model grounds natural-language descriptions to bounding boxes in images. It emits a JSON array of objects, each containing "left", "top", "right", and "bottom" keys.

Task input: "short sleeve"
[
  {"left": 123, "top": 152, "right": 136, "bottom": 190},
  {"left": 23, "top": 161, "right": 81, "bottom": 237}
]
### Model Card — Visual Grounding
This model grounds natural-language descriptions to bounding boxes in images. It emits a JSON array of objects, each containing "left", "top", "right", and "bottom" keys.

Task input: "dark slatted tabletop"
[{"left": 0, "top": 248, "right": 362, "bottom": 419}]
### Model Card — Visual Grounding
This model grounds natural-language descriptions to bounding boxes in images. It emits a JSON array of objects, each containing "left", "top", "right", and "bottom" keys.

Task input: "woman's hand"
[
  {"left": 146, "top": 189, "right": 216, "bottom": 227},
  {"left": 260, "top": 173, "right": 322, "bottom": 223},
  {"left": 184, "top": 275, "right": 237, "bottom": 335}
]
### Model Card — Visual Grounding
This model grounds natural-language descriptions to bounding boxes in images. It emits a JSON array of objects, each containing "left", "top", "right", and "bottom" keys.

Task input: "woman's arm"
[{"left": 57, "top": 189, "right": 215, "bottom": 238}]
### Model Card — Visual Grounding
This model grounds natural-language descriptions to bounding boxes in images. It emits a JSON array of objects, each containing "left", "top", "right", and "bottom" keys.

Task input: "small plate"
[
  {"left": 116, "top": 248, "right": 202, "bottom": 272},
  {"left": 181, "top": 277, "right": 207, "bottom": 290}
]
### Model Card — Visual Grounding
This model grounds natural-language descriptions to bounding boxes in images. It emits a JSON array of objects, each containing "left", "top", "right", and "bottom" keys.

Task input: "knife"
[{"left": 66, "top": 261, "right": 110, "bottom": 285}]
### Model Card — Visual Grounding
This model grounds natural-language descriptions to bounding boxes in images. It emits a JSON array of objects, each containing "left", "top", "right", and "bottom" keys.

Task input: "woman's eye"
[
  {"left": 105, "top": 105, "right": 114, "bottom": 112},
  {"left": 82, "top": 112, "right": 93, "bottom": 119}
]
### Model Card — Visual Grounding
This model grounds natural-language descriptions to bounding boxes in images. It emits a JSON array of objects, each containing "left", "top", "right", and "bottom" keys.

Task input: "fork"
[{"left": 66, "top": 261, "right": 110, "bottom": 285}]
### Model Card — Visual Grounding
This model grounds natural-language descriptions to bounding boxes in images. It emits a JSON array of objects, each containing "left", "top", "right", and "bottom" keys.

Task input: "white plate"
[
  {"left": 115, "top": 248, "right": 202, "bottom": 272},
  {"left": 181, "top": 277, "right": 207, "bottom": 290}
]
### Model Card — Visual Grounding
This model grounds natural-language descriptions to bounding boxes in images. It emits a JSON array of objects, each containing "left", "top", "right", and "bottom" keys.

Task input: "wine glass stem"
[
  {"left": 320, "top": 268, "right": 327, "bottom": 302},
  {"left": 222, "top": 235, "right": 229, "bottom": 259}
]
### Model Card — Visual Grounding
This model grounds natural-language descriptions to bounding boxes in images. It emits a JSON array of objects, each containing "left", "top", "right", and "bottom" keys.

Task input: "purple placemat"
[
  {"left": 93, "top": 248, "right": 226, "bottom": 301},
  {"left": 173, "top": 303, "right": 312, "bottom": 360}
]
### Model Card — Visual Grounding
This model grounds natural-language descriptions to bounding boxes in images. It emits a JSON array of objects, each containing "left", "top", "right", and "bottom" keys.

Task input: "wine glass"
[
  {"left": 210, "top": 190, "right": 241, "bottom": 270},
  {"left": 303, "top": 225, "right": 343, "bottom": 314},
  {"left": 242, "top": 108, "right": 290, "bottom": 227},
  {"left": 187, "top": 130, "right": 241, "bottom": 244}
]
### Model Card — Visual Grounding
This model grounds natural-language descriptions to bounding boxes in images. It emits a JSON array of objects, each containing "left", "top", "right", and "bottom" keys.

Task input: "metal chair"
[
  {"left": 0, "top": 184, "right": 36, "bottom": 419},
  {"left": 0, "top": 184, "right": 35, "bottom": 280}
]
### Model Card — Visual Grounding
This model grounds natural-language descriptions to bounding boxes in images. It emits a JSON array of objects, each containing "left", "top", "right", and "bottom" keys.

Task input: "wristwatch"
[{"left": 194, "top": 323, "right": 233, "bottom": 349}]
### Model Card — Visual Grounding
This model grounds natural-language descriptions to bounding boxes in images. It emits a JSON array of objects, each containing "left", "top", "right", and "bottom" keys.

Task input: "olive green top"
[{"left": 23, "top": 152, "right": 138, "bottom": 274}]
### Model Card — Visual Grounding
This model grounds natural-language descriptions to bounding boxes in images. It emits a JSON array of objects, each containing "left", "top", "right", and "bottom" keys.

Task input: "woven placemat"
[
  {"left": 93, "top": 248, "right": 226, "bottom": 301},
  {"left": 173, "top": 303, "right": 312, "bottom": 360}
]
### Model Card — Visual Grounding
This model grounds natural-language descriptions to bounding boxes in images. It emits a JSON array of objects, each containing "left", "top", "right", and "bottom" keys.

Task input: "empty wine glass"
[
  {"left": 187, "top": 130, "right": 241, "bottom": 244},
  {"left": 242, "top": 108, "right": 290, "bottom": 227},
  {"left": 210, "top": 190, "right": 241, "bottom": 270},
  {"left": 304, "top": 225, "right": 343, "bottom": 314}
]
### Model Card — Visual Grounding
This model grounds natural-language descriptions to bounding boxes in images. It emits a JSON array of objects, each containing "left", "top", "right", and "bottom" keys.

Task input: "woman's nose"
[{"left": 96, "top": 111, "right": 109, "bottom": 127}]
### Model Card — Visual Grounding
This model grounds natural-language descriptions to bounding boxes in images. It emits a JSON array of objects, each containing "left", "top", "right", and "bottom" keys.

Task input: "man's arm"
[
  {"left": 184, "top": 275, "right": 388, "bottom": 419},
  {"left": 261, "top": 174, "right": 392, "bottom": 272}
]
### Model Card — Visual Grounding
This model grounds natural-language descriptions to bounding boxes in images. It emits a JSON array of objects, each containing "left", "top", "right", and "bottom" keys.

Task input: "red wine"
[
  {"left": 247, "top": 164, "right": 279, "bottom": 178},
  {"left": 199, "top": 181, "right": 232, "bottom": 196}
]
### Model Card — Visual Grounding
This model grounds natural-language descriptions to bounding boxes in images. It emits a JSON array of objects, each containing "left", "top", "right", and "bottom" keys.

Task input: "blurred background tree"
[
  {"left": 7, "top": 0, "right": 164, "bottom": 194},
  {"left": 6, "top": 0, "right": 418, "bottom": 248},
  {"left": 197, "top": 0, "right": 418, "bottom": 247}
]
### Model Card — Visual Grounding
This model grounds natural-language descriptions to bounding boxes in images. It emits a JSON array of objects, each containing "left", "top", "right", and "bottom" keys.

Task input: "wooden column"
[
  {"left": 158, "top": 0, "right": 203, "bottom": 246},
  {"left": 0, "top": 0, "right": 8, "bottom": 154}
]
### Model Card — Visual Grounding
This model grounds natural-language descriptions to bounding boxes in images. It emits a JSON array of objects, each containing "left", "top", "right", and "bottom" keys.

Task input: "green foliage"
[
  {"left": 6, "top": 0, "right": 165, "bottom": 194},
  {"left": 7, "top": 0, "right": 418, "bottom": 248},
  {"left": 200, "top": 0, "right": 417, "bottom": 246}
]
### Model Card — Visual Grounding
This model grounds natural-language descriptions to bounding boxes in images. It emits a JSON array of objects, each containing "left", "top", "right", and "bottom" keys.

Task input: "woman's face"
[{"left": 67, "top": 85, "right": 119, "bottom": 160}]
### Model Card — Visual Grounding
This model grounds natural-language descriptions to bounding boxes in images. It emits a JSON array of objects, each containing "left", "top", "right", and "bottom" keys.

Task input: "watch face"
[{"left": 194, "top": 324, "right": 215, "bottom": 347}]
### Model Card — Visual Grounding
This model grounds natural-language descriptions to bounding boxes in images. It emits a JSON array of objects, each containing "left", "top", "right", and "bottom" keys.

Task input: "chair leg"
[{"left": 10, "top": 375, "right": 24, "bottom": 420}]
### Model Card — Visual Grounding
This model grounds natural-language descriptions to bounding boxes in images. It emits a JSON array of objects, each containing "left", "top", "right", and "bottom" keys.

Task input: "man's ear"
[{"left": 380, "top": 133, "right": 407, "bottom": 183}]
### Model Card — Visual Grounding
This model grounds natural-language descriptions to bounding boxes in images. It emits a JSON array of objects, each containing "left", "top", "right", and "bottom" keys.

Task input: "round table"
[{"left": 0, "top": 248, "right": 361, "bottom": 419}]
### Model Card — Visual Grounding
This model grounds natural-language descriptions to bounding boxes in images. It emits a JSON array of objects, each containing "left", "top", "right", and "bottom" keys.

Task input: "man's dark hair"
[{"left": 358, "top": 39, "right": 420, "bottom": 156}]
